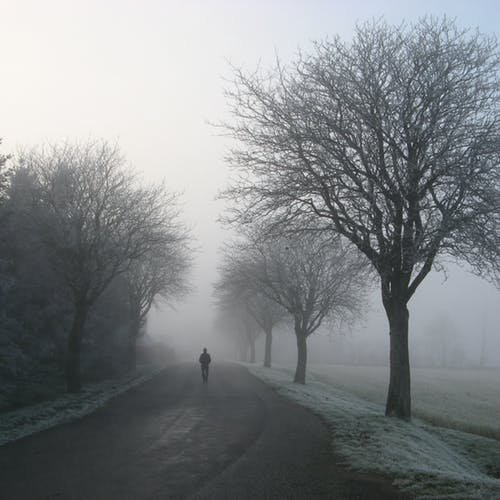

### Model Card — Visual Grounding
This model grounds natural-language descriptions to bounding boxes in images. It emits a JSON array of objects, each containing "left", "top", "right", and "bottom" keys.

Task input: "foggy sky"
[{"left": 2, "top": 0, "right": 499, "bottom": 363}]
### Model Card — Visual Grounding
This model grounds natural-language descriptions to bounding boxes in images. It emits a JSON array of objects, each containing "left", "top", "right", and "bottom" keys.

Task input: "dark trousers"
[{"left": 201, "top": 364, "right": 209, "bottom": 382}]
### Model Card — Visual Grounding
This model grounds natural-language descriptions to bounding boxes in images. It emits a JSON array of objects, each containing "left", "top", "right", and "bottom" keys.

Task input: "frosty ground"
[
  {"left": 0, "top": 363, "right": 165, "bottom": 446},
  {"left": 248, "top": 364, "right": 500, "bottom": 499},
  {"left": 1, "top": 362, "right": 499, "bottom": 498},
  {"left": 309, "top": 363, "right": 500, "bottom": 440}
]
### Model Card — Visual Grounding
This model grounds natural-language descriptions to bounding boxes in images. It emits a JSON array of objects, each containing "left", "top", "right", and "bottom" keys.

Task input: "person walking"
[{"left": 199, "top": 348, "right": 211, "bottom": 383}]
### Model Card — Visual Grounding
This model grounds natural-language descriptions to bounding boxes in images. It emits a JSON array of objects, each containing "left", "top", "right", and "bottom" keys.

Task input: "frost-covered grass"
[
  {"left": 0, "top": 363, "right": 166, "bottom": 447},
  {"left": 308, "top": 364, "right": 500, "bottom": 440},
  {"left": 247, "top": 364, "right": 500, "bottom": 499}
]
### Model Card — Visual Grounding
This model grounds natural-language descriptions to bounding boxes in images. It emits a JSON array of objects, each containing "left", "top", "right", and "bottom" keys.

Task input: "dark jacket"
[{"left": 199, "top": 352, "right": 211, "bottom": 366}]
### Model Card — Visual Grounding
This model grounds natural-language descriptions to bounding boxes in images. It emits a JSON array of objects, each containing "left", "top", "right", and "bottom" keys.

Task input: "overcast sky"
[{"left": 1, "top": 0, "right": 499, "bottom": 361}]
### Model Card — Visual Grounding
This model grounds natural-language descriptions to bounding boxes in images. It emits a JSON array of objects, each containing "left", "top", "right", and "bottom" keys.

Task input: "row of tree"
[
  {"left": 215, "top": 229, "right": 368, "bottom": 384},
  {"left": 0, "top": 140, "right": 191, "bottom": 405},
  {"left": 217, "top": 17, "right": 499, "bottom": 420}
]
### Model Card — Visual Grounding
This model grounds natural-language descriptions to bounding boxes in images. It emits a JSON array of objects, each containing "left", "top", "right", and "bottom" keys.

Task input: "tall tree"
[
  {"left": 247, "top": 293, "right": 285, "bottom": 368},
  {"left": 222, "top": 18, "right": 500, "bottom": 418},
  {"left": 17, "top": 141, "right": 176, "bottom": 392},
  {"left": 216, "top": 248, "right": 285, "bottom": 367},
  {"left": 235, "top": 231, "right": 367, "bottom": 383},
  {"left": 124, "top": 205, "right": 191, "bottom": 370},
  {"left": 213, "top": 310, "right": 251, "bottom": 362},
  {"left": 214, "top": 274, "right": 261, "bottom": 364}
]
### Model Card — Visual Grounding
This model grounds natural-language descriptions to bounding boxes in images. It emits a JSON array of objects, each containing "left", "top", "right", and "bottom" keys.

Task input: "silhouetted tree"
[
  {"left": 16, "top": 141, "right": 179, "bottom": 392},
  {"left": 214, "top": 272, "right": 262, "bottom": 363},
  {"left": 124, "top": 200, "right": 191, "bottom": 370},
  {"left": 213, "top": 311, "right": 248, "bottom": 361},
  {"left": 222, "top": 18, "right": 500, "bottom": 417},
  {"left": 216, "top": 248, "right": 285, "bottom": 367},
  {"left": 230, "top": 231, "right": 367, "bottom": 383},
  {"left": 248, "top": 293, "right": 285, "bottom": 368},
  {"left": 1, "top": 160, "right": 72, "bottom": 407}
]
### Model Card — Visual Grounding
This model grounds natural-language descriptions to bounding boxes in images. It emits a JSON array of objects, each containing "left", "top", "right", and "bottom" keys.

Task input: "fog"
[
  {"left": 147, "top": 261, "right": 500, "bottom": 369},
  {"left": 2, "top": 0, "right": 499, "bottom": 368}
]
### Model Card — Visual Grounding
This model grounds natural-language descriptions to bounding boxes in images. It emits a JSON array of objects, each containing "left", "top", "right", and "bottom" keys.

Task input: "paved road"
[{"left": 0, "top": 363, "right": 405, "bottom": 499}]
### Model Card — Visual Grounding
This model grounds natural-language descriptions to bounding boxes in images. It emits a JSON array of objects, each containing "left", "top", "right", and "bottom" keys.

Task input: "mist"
[
  {"left": 2, "top": 0, "right": 498, "bottom": 371},
  {"left": 148, "top": 260, "right": 499, "bottom": 369},
  {"left": 1, "top": 2, "right": 499, "bottom": 498}
]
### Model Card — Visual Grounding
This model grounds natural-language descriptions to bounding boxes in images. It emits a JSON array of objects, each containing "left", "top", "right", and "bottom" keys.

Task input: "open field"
[
  {"left": 307, "top": 364, "right": 500, "bottom": 439},
  {"left": 247, "top": 364, "right": 500, "bottom": 499}
]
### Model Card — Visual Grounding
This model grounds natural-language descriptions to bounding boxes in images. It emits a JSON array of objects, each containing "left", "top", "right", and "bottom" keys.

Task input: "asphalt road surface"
[{"left": 0, "top": 363, "right": 406, "bottom": 499}]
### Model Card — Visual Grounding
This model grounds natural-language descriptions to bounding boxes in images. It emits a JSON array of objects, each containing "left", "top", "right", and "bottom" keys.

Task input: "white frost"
[
  {"left": 308, "top": 363, "right": 500, "bottom": 438},
  {"left": 247, "top": 364, "right": 500, "bottom": 499},
  {"left": 0, "top": 364, "right": 165, "bottom": 447}
]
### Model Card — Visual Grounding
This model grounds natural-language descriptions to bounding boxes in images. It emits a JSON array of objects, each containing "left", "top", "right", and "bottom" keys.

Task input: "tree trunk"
[
  {"left": 263, "top": 328, "right": 272, "bottom": 368},
  {"left": 66, "top": 301, "right": 88, "bottom": 393},
  {"left": 294, "top": 328, "right": 307, "bottom": 384},
  {"left": 249, "top": 338, "right": 256, "bottom": 363},
  {"left": 385, "top": 301, "right": 411, "bottom": 420}
]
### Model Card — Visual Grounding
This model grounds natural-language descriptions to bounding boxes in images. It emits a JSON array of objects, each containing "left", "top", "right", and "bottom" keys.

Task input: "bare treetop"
[
  {"left": 221, "top": 17, "right": 500, "bottom": 417},
  {"left": 247, "top": 233, "right": 367, "bottom": 336},
  {"left": 218, "top": 229, "right": 368, "bottom": 382},
  {"left": 223, "top": 17, "right": 500, "bottom": 293},
  {"left": 14, "top": 140, "right": 190, "bottom": 391}
]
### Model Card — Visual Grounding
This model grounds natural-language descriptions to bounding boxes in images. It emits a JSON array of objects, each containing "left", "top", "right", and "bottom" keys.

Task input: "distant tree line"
[
  {"left": 217, "top": 17, "right": 499, "bottom": 420},
  {"left": 0, "top": 139, "right": 191, "bottom": 409},
  {"left": 214, "top": 228, "right": 368, "bottom": 383}
]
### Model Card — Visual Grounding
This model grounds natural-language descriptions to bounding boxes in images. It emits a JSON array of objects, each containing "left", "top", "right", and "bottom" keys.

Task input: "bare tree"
[
  {"left": 235, "top": 231, "right": 367, "bottom": 383},
  {"left": 213, "top": 310, "right": 251, "bottom": 362},
  {"left": 17, "top": 141, "right": 175, "bottom": 392},
  {"left": 216, "top": 247, "right": 285, "bottom": 367},
  {"left": 241, "top": 309, "right": 260, "bottom": 363},
  {"left": 214, "top": 267, "right": 262, "bottom": 364},
  {"left": 247, "top": 293, "right": 285, "bottom": 368},
  {"left": 222, "top": 18, "right": 500, "bottom": 418},
  {"left": 124, "top": 202, "right": 191, "bottom": 370}
]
